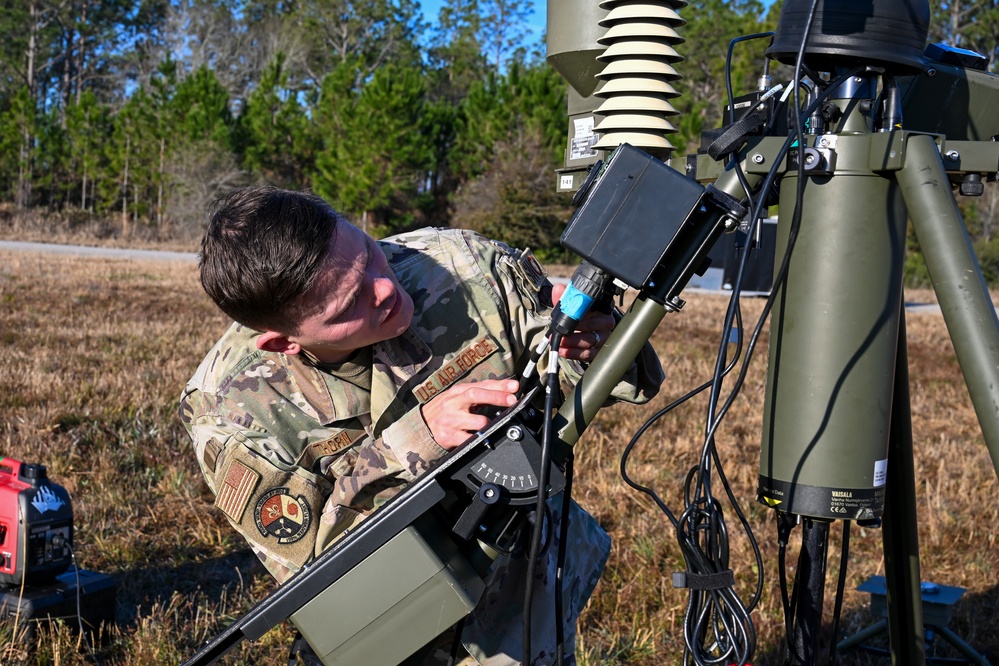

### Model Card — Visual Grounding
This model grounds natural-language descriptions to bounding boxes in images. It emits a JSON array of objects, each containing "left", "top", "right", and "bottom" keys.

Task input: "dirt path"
[{"left": 0, "top": 239, "right": 196, "bottom": 262}]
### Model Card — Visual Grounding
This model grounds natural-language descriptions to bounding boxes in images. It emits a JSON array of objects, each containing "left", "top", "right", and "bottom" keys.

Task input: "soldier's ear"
[{"left": 256, "top": 331, "right": 301, "bottom": 355}]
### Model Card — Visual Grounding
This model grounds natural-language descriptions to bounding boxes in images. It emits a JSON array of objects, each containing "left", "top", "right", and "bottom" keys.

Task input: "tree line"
[{"left": 1, "top": 0, "right": 999, "bottom": 273}]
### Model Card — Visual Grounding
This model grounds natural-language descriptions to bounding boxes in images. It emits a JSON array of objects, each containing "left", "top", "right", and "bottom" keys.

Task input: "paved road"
[
  {"left": 0, "top": 239, "right": 970, "bottom": 315},
  {"left": 0, "top": 239, "right": 196, "bottom": 262}
]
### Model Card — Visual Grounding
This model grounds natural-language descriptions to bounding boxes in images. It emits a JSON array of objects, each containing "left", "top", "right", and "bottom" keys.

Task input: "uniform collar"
[
  {"left": 370, "top": 328, "right": 433, "bottom": 429},
  {"left": 290, "top": 328, "right": 433, "bottom": 426}
]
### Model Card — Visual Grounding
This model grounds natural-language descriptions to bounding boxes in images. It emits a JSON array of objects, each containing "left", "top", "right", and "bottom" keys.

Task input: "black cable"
[
  {"left": 447, "top": 617, "right": 466, "bottom": 666},
  {"left": 677, "top": 469, "right": 756, "bottom": 666},
  {"left": 672, "top": 66, "right": 860, "bottom": 663},
  {"left": 722, "top": 32, "right": 775, "bottom": 216},
  {"left": 619, "top": 302, "right": 745, "bottom": 531},
  {"left": 678, "top": 4, "right": 880, "bottom": 663},
  {"left": 666, "top": 44, "right": 779, "bottom": 663},
  {"left": 827, "top": 521, "right": 851, "bottom": 666},
  {"left": 787, "top": 581, "right": 803, "bottom": 662},
  {"left": 772, "top": 3, "right": 821, "bottom": 658},
  {"left": 775, "top": 513, "right": 797, "bottom": 659},
  {"left": 725, "top": 32, "right": 776, "bottom": 127},
  {"left": 289, "top": 632, "right": 307, "bottom": 666},
  {"left": 617, "top": 10, "right": 869, "bottom": 665},
  {"left": 67, "top": 542, "right": 99, "bottom": 664},
  {"left": 523, "top": 331, "right": 563, "bottom": 666},
  {"left": 618, "top": 306, "right": 761, "bottom": 665},
  {"left": 763, "top": 79, "right": 808, "bottom": 138},
  {"left": 800, "top": 63, "right": 826, "bottom": 89},
  {"left": 674, "top": 137, "right": 765, "bottom": 666},
  {"left": 708, "top": 440, "right": 764, "bottom": 612},
  {"left": 619, "top": 380, "right": 711, "bottom": 529},
  {"left": 554, "top": 452, "right": 574, "bottom": 665},
  {"left": 708, "top": 0, "right": 815, "bottom": 452},
  {"left": 687, "top": 35, "right": 788, "bottom": 628}
]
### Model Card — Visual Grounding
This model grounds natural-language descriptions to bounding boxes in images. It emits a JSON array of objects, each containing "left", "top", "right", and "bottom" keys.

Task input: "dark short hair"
[{"left": 199, "top": 186, "right": 340, "bottom": 333}]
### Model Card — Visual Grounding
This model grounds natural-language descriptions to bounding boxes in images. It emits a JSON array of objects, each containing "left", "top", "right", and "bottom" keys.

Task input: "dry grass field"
[{"left": 0, "top": 248, "right": 995, "bottom": 665}]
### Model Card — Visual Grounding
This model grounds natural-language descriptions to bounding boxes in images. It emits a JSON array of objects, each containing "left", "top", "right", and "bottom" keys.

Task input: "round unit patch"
[{"left": 254, "top": 487, "right": 312, "bottom": 544}]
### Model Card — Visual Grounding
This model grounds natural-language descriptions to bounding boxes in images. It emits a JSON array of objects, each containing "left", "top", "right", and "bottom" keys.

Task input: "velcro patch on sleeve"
[
  {"left": 222, "top": 440, "right": 327, "bottom": 570},
  {"left": 254, "top": 488, "right": 313, "bottom": 545},
  {"left": 411, "top": 335, "right": 500, "bottom": 403},
  {"left": 203, "top": 437, "right": 223, "bottom": 473},
  {"left": 514, "top": 248, "right": 548, "bottom": 290},
  {"left": 214, "top": 459, "right": 260, "bottom": 522},
  {"left": 299, "top": 429, "right": 366, "bottom": 469}
]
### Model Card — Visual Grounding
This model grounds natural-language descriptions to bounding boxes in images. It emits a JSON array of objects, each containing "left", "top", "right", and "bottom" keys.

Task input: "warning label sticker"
[{"left": 570, "top": 117, "right": 598, "bottom": 160}]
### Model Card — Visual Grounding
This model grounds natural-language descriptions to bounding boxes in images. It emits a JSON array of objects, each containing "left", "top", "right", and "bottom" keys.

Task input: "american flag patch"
[{"left": 215, "top": 460, "right": 259, "bottom": 522}]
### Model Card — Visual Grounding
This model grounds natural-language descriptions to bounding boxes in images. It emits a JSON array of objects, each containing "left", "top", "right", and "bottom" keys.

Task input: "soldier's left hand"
[{"left": 551, "top": 283, "right": 615, "bottom": 362}]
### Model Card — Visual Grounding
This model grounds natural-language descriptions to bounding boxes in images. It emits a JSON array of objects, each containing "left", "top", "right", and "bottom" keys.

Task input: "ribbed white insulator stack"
[{"left": 592, "top": 0, "right": 686, "bottom": 156}]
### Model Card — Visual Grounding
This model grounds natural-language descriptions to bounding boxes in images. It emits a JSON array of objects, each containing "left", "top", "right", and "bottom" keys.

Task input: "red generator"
[{"left": 0, "top": 458, "right": 73, "bottom": 586}]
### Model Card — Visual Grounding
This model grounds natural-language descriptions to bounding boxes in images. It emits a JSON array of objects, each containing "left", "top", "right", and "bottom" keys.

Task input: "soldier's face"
[{"left": 289, "top": 222, "right": 414, "bottom": 363}]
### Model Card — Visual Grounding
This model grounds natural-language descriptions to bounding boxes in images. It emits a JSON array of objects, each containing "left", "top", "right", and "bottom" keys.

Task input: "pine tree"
[
  {"left": 428, "top": 0, "right": 489, "bottom": 102},
  {"left": 672, "top": 0, "right": 771, "bottom": 154},
  {"left": 313, "top": 61, "right": 433, "bottom": 235},
  {"left": 64, "top": 91, "right": 109, "bottom": 211},
  {"left": 235, "top": 53, "right": 314, "bottom": 188},
  {"left": 479, "top": 0, "right": 533, "bottom": 70},
  {"left": 172, "top": 66, "right": 234, "bottom": 146},
  {"left": 293, "top": 0, "right": 427, "bottom": 85},
  {"left": 453, "top": 62, "right": 567, "bottom": 183},
  {"left": 0, "top": 88, "right": 38, "bottom": 206}
]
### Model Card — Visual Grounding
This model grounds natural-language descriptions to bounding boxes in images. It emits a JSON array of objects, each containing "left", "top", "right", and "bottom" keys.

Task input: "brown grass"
[
  {"left": 0, "top": 207, "right": 201, "bottom": 253},
  {"left": 0, "top": 250, "right": 995, "bottom": 665}
]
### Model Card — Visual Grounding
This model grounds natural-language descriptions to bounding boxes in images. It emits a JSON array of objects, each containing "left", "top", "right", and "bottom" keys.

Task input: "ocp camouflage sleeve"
[
  {"left": 179, "top": 324, "right": 450, "bottom": 583},
  {"left": 180, "top": 226, "right": 665, "bottom": 662},
  {"left": 459, "top": 229, "right": 663, "bottom": 404}
]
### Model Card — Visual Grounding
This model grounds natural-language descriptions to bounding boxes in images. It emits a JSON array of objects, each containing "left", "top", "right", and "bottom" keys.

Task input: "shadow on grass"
[
  {"left": 114, "top": 548, "right": 266, "bottom": 623},
  {"left": 752, "top": 582, "right": 998, "bottom": 666}
]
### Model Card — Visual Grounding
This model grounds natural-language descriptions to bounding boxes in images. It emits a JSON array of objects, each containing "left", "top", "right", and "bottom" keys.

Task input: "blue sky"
[
  {"left": 420, "top": 0, "right": 547, "bottom": 45},
  {"left": 418, "top": 0, "right": 777, "bottom": 44}
]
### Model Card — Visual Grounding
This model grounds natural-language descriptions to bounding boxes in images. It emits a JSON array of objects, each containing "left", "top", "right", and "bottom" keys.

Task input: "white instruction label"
[
  {"left": 570, "top": 116, "right": 598, "bottom": 160},
  {"left": 873, "top": 458, "right": 888, "bottom": 487}
]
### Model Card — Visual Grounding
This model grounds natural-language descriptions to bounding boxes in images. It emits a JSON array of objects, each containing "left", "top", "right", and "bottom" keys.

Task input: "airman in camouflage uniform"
[{"left": 179, "top": 187, "right": 663, "bottom": 665}]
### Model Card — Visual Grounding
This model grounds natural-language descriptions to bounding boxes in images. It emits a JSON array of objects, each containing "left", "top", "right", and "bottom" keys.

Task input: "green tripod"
[{"left": 551, "top": 36, "right": 999, "bottom": 666}]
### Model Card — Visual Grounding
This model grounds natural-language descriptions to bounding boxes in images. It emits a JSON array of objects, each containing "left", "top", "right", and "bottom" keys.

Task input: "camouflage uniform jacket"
[{"left": 179, "top": 228, "right": 664, "bottom": 664}]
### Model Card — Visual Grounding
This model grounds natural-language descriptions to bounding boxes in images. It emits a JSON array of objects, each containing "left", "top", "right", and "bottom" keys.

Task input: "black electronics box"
[
  {"left": 561, "top": 143, "right": 715, "bottom": 299},
  {"left": 0, "top": 568, "right": 116, "bottom": 642}
]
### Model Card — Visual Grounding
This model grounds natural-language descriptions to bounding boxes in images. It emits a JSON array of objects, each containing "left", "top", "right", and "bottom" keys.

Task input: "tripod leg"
[
  {"left": 898, "top": 133, "right": 999, "bottom": 478},
  {"left": 934, "top": 626, "right": 993, "bottom": 666},
  {"left": 836, "top": 619, "right": 888, "bottom": 652},
  {"left": 881, "top": 308, "right": 927, "bottom": 666}
]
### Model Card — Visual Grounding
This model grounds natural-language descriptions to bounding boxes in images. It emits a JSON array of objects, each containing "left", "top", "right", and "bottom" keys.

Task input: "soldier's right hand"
[{"left": 420, "top": 379, "right": 519, "bottom": 449}]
